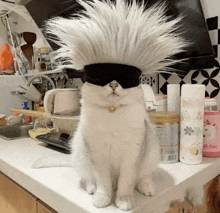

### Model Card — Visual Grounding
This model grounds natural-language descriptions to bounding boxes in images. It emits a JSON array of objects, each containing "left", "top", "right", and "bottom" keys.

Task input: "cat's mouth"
[
  {"left": 110, "top": 91, "right": 119, "bottom": 96},
  {"left": 107, "top": 92, "right": 120, "bottom": 97}
]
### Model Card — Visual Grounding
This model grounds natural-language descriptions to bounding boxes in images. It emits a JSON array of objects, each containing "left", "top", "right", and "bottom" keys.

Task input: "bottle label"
[
  {"left": 155, "top": 124, "right": 179, "bottom": 163},
  {"left": 203, "top": 112, "right": 220, "bottom": 154}
]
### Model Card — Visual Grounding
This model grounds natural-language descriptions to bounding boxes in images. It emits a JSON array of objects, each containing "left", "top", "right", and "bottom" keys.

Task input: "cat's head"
[{"left": 81, "top": 80, "right": 143, "bottom": 107}]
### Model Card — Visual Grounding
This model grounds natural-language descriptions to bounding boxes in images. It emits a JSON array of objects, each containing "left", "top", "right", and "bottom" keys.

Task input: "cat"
[
  {"left": 70, "top": 80, "right": 160, "bottom": 210},
  {"left": 32, "top": 0, "right": 204, "bottom": 210},
  {"left": 33, "top": 79, "right": 204, "bottom": 210}
]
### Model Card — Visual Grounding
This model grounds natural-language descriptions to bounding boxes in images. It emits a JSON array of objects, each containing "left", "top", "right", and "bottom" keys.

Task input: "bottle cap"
[{"left": 149, "top": 111, "right": 179, "bottom": 125}]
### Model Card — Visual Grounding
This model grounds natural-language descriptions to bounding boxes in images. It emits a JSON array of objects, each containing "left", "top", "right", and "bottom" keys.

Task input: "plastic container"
[
  {"left": 149, "top": 111, "right": 179, "bottom": 163},
  {"left": 203, "top": 107, "right": 220, "bottom": 157},
  {"left": 204, "top": 98, "right": 218, "bottom": 111}
]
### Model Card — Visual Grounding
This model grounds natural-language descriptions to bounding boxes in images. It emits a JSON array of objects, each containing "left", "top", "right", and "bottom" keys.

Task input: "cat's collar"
[{"left": 108, "top": 106, "right": 116, "bottom": 112}]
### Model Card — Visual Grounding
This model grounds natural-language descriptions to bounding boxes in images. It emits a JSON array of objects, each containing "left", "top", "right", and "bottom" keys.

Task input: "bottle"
[
  {"left": 38, "top": 47, "right": 50, "bottom": 71},
  {"left": 180, "top": 84, "right": 205, "bottom": 165},
  {"left": 203, "top": 98, "right": 220, "bottom": 157},
  {"left": 149, "top": 111, "right": 179, "bottom": 164},
  {"left": 204, "top": 98, "right": 218, "bottom": 111}
]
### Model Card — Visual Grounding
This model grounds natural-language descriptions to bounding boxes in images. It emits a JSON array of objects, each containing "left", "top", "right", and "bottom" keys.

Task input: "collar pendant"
[{"left": 108, "top": 106, "right": 116, "bottom": 112}]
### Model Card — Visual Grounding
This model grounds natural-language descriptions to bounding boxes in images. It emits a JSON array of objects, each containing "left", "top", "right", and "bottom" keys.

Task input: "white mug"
[{"left": 44, "top": 88, "right": 80, "bottom": 116}]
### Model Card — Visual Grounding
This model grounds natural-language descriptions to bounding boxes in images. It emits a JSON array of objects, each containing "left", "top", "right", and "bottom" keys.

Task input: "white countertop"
[{"left": 1, "top": 137, "right": 220, "bottom": 213}]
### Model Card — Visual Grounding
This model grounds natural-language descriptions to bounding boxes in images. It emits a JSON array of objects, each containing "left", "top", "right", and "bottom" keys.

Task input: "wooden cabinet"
[
  {"left": 1, "top": 170, "right": 220, "bottom": 213},
  {"left": 37, "top": 201, "right": 57, "bottom": 213},
  {"left": 0, "top": 172, "right": 57, "bottom": 213},
  {"left": 0, "top": 173, "right": 36, "bottom": 213}
]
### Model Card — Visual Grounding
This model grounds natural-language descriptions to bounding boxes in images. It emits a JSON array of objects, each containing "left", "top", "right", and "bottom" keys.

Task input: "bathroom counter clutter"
[{"left": 0, "top": 138, "right": 220, "bottom": 213}]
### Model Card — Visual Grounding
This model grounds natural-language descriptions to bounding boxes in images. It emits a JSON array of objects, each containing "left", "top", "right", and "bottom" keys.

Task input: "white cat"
[
  {"left": 33, "top": 81, "right": 204, "bottom": 210},
  {"left": 71, "top": 80, "right": 159, "bottom": 210},
  {"left": 32, "top": 0, "right": 204, "bottom": 210}
]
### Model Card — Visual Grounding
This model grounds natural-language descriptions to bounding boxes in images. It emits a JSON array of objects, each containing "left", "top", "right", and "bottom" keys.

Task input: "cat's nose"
[{"left": 109, "top": 81, "right": 118, "bottom": 90}]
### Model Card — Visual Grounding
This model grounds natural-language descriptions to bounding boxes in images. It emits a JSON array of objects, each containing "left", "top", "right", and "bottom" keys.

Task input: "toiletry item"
[
  {"left": 167, "top": 84, "right": 180, "bottom": 113},
  {"left": 203, "top": 109, "right": 220, "bottom": 157},
  {"left": 149, "top": 111, "right": 179, "bottom": 164},
  {"left": 204, "top": 98, "right": 218, "bottom": 111},
  {"left": 180, "top": 84, "right": 205, "bottom": 165}
]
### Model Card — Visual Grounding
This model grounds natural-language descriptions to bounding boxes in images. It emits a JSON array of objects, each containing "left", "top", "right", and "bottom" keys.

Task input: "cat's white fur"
[
  {"left": 45, "top": 0, "right": 187, "bottom": 74},
  {"left": 32, "top": 0, "right": 204, "bottom": 210},
  {"left": 33, "top": 82, "right": 204, "bottom": 210},
  {"left": 71, "top": 81, "right": 159, "bottom": 209}
]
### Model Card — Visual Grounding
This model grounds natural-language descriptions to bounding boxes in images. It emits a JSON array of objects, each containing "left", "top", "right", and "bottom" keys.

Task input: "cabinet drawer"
[
  {"left": 37, "top": 200, "right": 58, "bottom": 213},
  {"left": 0, "top": 173, "right": 37, "bottom": 213}
]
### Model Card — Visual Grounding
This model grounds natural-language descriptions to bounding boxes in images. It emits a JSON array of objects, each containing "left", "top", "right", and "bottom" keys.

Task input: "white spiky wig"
[{"left": 45, "top": 0, "right": 187, "bottom": 75}]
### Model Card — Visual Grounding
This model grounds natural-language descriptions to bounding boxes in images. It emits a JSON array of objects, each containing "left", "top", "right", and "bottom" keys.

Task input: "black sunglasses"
[{"left": 84, "top": 63, "right": 142, "bottom": 89}]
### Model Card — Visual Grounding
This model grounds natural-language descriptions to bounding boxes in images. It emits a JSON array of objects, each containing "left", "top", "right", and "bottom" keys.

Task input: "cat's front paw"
[
  {"left": 115, "top": 196, "right": 135, "bottom": 210},
  {"left": 92, "top": 192, "right": 111, "bottom": 208},
  {"left": 137, "top": 180, "right": 155, "bottom": 196},
  {"left": 86, "top": 182, "right": 96, "bottom": 195}
]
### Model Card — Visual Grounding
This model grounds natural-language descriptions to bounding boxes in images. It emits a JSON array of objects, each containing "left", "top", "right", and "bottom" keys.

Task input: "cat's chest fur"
[
  {"left": 83, "top": 103, "right": 146, "bottom": 132},
  {"left": 80, "top": 99, "right": 147, "bottom": 172}
]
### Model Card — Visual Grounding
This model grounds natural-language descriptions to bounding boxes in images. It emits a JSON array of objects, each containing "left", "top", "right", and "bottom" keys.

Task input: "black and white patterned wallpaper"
[{"left": 141, "top": 1, "right": 220, "bottom": 103}]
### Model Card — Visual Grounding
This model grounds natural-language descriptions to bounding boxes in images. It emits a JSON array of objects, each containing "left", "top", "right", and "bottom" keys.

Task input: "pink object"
[
  {"left": 203, "top": 111, "right": 220, "bottom": 157},
  {"left": 23, "top": 116, "right": 32, "bottom": 124},
  {"left": 13, "top": 112, "right": 20, "bottom": 117}
]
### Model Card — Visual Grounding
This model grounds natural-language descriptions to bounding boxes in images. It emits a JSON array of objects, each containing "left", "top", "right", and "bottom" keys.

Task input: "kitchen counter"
[{"left": 0, "top": 137, "right": 220, "bottom": 213}]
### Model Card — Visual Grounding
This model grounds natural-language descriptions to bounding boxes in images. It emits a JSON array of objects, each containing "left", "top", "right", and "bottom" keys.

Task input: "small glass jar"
[
  {"left": 149, "top": 111, "right": 179, "bottom": 164},
  {"left": 38, "top": 47, "right": 51, "bottom": 71}
]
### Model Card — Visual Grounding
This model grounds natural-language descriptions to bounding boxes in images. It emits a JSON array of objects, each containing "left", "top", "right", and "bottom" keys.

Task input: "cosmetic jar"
[{"left": 149, "top": 111, "right": 179, "bottom": 164}]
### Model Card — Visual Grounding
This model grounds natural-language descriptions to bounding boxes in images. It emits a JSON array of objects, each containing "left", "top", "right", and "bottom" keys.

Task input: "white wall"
[{"left": 201, "top": 0, "right": 220, "bottom": 19}]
